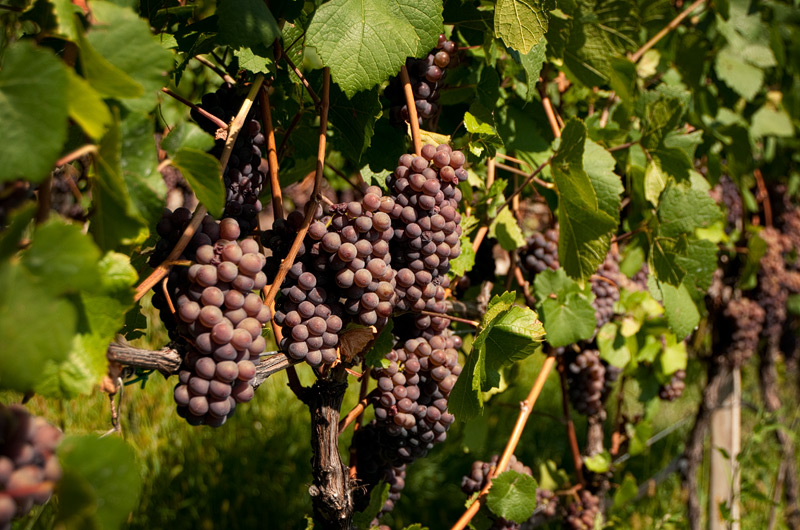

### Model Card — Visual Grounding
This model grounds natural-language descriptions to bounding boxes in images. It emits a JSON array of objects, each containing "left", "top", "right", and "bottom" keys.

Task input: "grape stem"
[
  {"left": 629, "top": 0, "right": 708, "bottom": 63},
  {"left": 135, "top": 75, "right": 265, "bottom": 302},
  {"left": 283, "top": 50, "right": 321, "bottom": 107},
  {"left": 450, "top": 354, "right": 557, "bottom": 530},
  {"left": 55, "top": 144, "right": 98, "bottom": 168},
  {"left": 263, "top": 68, "right": 330, "bottom": 311},
  {"left": 417, "top": 309, "right": 479, "bottom": 328},
  {"left": 400, "top": 64, "right": 422, "bottom": 156},
  {"left": 193, "top": 55, "right": 237, "bottom": 85},
  {"left": 558, "top": 355, "right": 586, "bottom": 487},
  {"left": 541, "top": 92, "right": 562, "bottom": 138},
  {"left": 498, "top": 155, "right": 555, "bottom": 213},
  {"left": 338, "top": 388, "right": 379, "bottom": 435},
  {"left": 259, "top": 85, "right": 284, "bottom": 221},
  {"left": 161, "top": 87, "right": 229, "bottom": 131},
  {"left": 753, "top": 168, "right": 773, "bottom": 227}
]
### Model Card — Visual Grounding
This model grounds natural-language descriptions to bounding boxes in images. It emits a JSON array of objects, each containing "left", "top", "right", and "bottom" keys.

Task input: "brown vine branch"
[
  {"left": 161, "top": 87, "right": 229, "bottom": 130},
  {"left": 754, "top": 168, "right": 773, "bottom": 228},
  {"left": 260, "top": 86, "right": 284, "bottom": 221},
  {"left": 541, "top": 95, "right": 562, "bottom": 138},
  {"left": 283, "top": 52, "right": 321, "bottom": 107},
  {"left": 135, "top": 75, "right": 265, "bottom": 302},
  {"left": 498, "top": 155, "right": 555, "bottom": 214},
  {"left": 263, "top": 68, "right": 330, "bottom": 311},
  {"left": 558, "top": 356, "right": 586, "bottom": 486},
  {"left": 451, "top": 355, "right": 557, "bottom": 530},
  {"left": 338, "top": 388, "right": 379, "bottom": 435},
  {"left": 630, "top": 0, "right": 707, "bottom": 63},
  {"left": 417, "top": 309, "right": 479, "bottom": 327},
  {"left": 400, "top": 64, "right": 422, "bottom": 156},
  {"left": 496, "top": 152, "right": 532, "bottom": 170}
]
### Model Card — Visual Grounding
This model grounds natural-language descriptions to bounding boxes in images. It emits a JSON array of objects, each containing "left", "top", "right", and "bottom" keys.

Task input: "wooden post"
[{"left": 709, "top": 368, "right": 740, "bottom": 529}]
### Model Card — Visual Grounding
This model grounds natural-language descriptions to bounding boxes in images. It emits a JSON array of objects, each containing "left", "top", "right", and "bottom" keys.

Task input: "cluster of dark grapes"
[
  {"left": 591, "top": 254, "right": 621, "bottom": 329},
  {"left": 385, "top": 34, "right": 458, "bottom": 126},
  {"left": 756, "top": 227, "right": 800, "bottom": 351},
  {"left": 150, "top": 214, "right": 269, "bottom": 426},
  {"left": 265, "top": 189, "right": 397, "bottom": 367},
  {"left": 191, "top": 84, "right": 268, "bottom": 234},
  {"left": 49, "top": 164, "right": 86, "bottom": 221},
  {"left": 387, "top": 144, "right": 466, "bottom": 334},
  {"left": 658, "top": 369, "right": 686, "bottom": 401},
  {"left": 460, "top": 454, "right": 557, "bottom": 529},
  {"left": 721, "top": 298, "right": 765, "bottom": 366},
  {"left": 709, "top": 176, "right": 743, "bottom": 233},
  {"left": 0, "top": 405, "right": 62, "bottom": 529},
  {"left": 519, "top": 228, "right": 559, "bottom": 277},
  {"left": 564, "top": 490, "right": 600, "bottom": 530},
  {"left": 564, "top": 348, "right": 616, "bottom": 421}
]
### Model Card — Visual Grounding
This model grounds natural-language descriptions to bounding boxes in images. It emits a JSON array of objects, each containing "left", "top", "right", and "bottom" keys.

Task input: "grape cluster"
[
  {"left": 0, "top": 405, "right": 62, "bottom": 529},
  {"left": 709, "top": 176, "right": 743, "bottom": 233},
  {"left": 564, "top": 489, "right": 600, "bottom": 530},
  {"left": 658, "top": 369, "right": 686, "bottom": 401},
  {"left": 591, "top": 254, "right": 621, "bottom": 329},
  {"left": 192, "top": 84, "right": 268, "bottom": 234},
  {"left": 265, "top": 189, "right": 397, "bottom": 367},
  {"left": 722, "top": 298, "right": 765, "bottom": 366},
  {"left": 385, "top": 34, "right": 458, "bottom": 126},
  {"left": 50, "top": 165, "right": 85, "bottom": 221},
  {"left": 756, "top": 227, "right": 800, "bottom": 351},
  {"left": 519, "top": 228, "right": 559, "bottom": 276},
  {"left": 150, "top": 215, "right": 269, "bottom": 426},
  {"left": 387, "top": 144, "right": 466, "bottom": 333},
  {"left": 564, "top": 348, "right": 614, "bottom": 421},
  {"left": 537, "top": 488, "right": 558, "bottom": 519}
]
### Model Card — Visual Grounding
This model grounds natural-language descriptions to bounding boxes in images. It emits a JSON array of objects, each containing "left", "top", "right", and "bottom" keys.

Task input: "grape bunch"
[
  {"left": 722, "top": 298, "right": 765, "bottom": 366},
  {"left": 658, "top": 369, "right": 686, "bottom": 401},
  {"left": 385, "top": 34, "right": 458, "bottom": 126},
  {"left": 192, "top": 83, "right": 268, "bottom": 234},
  {"left": 756, "top": 227, "right": 800, "bottom": 351},
  {"left": 564, "top": 348, "right": 613, "bottom": 421},
  {"left": 0, "top": 404, "right": 62, "bottom": 529},
  {"left": 564, "top": 489, "right": 600, "bottom": 530},
  {"left": 709, "top": 176, "right": 743, "bottom": 233},
  {"left": 591, "top": 254, "right": 621, "bottom": 329},
  {"left": 265, "top": 188, "right": 398, "bottom": 367},
  {"left": 150, "top": 216, "right": 269, "bottom": 426},
  {"left": 387, "top": 144, "right": 466, "bottom": 334},
  {"left": 519, "top": 228, "right": 559, "bottom": 277}
]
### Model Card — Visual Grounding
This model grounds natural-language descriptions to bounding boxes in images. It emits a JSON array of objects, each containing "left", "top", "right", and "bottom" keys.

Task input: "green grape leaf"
[
  {"left": 464, "top": 109, "right": 504, "bottom": 158},
  {"left": 640, "top": 96, "right": 684, "bottom": 150},
  {"left": 328, "top": 85, "right": 381, "bottom": 164},
  {"left": 37, "top": 252, "right": 135, "bottom": 398},
  {"left": 489, "top": 208, "right": 526, "bottom": 251},
  {"left": 583, "top": 140, "right": 623, "bottom": 222},
  {"left": 171, "top": 148, "right": 225, "bottom": 218},
  {"left": 613, "top": 474, "right": 638, "bottom": 509},
  {"left": 352, "top": 482, "right": 390, "bottom": 530},
  {"left": 0, "top": 41, "right": 68, "bottom": 183},
  {"left": 359, "top": 165, "right": 391, "bottom": 191},
  {"left": 675, "top": 238, "right": 718, "bottom": 297},
  {"left": 76, "top": 29, "right": 143, "bottom": 100},
  {"left": 750, "top": 106, "right": 794, "bottom": 138},
  {"left": 161, "top": 121, "right": 215, "bottom": 157},
  {"left": 0, "top": 263, "right": 76, "bottom": 392},
  {"left": 657, "top": 335, "right": 687, "bottom": 376},
  {"left": 714, "top": 46, "right": 763, "bottom": 101},
  {"left": 364, "top": 319, "right": 394, "bottom": 369},
  {"left": 21, "top": 219, "right": 101, "bottom": 295},
  {"left": 306, "top": 0, "right": 443, "bottom": 97},
  {"left": 449, "top": 236, "right": 476, "bottom": 277},
  {"left": 644, "top": 159, "right": 668, "bottom": 205},
  {"left": 494, "top": 0, "right": 547, "bottom": 53},
  {"left": 120, "top": 112, "right": 167, "bottom": 228},
  {"left": 56, "top": 435, "right": 142, "bottom": 530},
  {"left": 450, "top": 293, "right": 544, "bottom": 420},
  {"left": 65, "top": 68, "right": 111, "bottom": 141},
  {"left": 217, "top": 0, "right": 280, "bottom": 49},
  {"left": 85, "top": 2, "right": 173, "bottom": 112},
  {"left": 89, "top": 112, "right": 148, "bottom": 250},
  {"left": 552, "top": 119, "right": 617, "bottom": 280},
  {"left": 534, "top": 269, "right": 597, "bottom": 347},
  {"left": 234, "top": 48, "right": 276, "bottom": 75},
  {"left": 659, "top": 280, "right": 700, "bottom": 339},
  {"left": 650, "top": 235, "right": 687, "bottom": 286},
  {"left": 510, "top": 37, "right": 547, "bottom": 99},
  {"left": 486, "top": 470, "right": 538, "bottom": 523},
  {"left": 657, "top": 183, "right": 723, "bottom": 238},
  {"left": 596, "top": 322, "right": 631, "bottom": 368}
]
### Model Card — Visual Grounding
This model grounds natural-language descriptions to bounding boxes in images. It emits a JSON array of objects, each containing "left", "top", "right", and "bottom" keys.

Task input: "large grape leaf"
[
  {"left": 306, "top": 0, "right": 443, "bottom": 97},
  {"left": 450, "top": 293, "right": 544, "bottom": 421},
  {"left": 171, "top": 148, "right": 225, "bottom": 218},
  {"left": 534, "top": 269, "right": 596, "bottom": 346},
  {"left": 657, "top": 183, "right": 723, "bottom": 238},
  {"left": 65, "top": 68, "right": 111, "bottom": 141},
  {"left": 85, "top": 2, "right": 173, "bottom": 112},
  {"left": 57, "top": 435, "right": 142, "bottom": 530},
  {"left": 552, "top": 119, "right": 618, "bottom": 280},
  {"left": 217, "top": 0, "right": 280, "bottom": 50},
  {"left": 0, "top": 41, "right": 68, "bottom": 183},
  {"left": 494, "top": 0, "right": 548, "bottom": 54}
]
